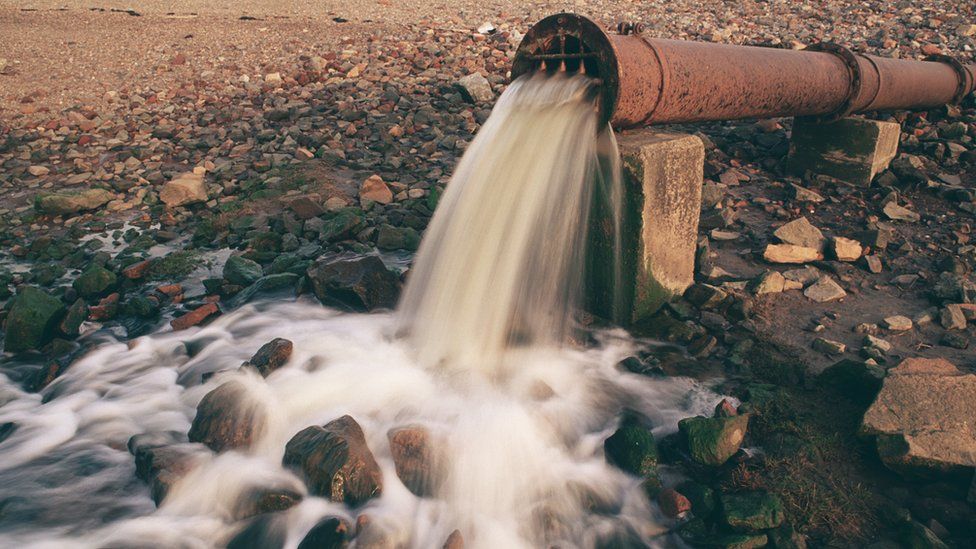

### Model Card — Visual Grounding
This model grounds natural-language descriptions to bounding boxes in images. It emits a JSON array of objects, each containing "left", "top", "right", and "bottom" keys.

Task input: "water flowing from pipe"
[{"left": 0, "top": 74, "right": 724, "bottom": 548}]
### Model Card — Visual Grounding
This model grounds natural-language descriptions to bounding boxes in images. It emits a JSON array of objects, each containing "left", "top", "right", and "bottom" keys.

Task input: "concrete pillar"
[
  {"left": 587, "top": 130, "right": 705, "bottom": 324},
  {"left": 787, "top": 117, "right": 900, "bottom": 186}
]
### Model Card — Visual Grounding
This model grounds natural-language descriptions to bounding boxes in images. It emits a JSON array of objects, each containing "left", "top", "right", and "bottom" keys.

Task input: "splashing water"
[{"left": 0, "top": 74, "right": 724, "bottom": 548}]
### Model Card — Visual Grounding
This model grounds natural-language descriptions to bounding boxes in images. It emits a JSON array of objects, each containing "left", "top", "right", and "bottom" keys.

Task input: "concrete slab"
[{"left": 787, "top": 116, "right": 900, "bottom": 186}]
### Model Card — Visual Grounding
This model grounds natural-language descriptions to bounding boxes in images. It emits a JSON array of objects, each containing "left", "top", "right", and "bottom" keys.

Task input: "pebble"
[
  {"left": 804, "top": 276, "right": 847, "bottom": 303},
  {"left": 883, "top": 315, "right": 913, "bottom": 331}
]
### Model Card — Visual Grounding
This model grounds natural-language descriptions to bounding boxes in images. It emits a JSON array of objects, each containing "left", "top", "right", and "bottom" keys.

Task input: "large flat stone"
[
  {"left": 861, "top": 357, "right": 976, "bottom": 477},
  {"left": 788, "top": 117, "right": 900, "bottom": 186},
  {"left": 589, "top": 130, "right": 704, "bottom": 323}
]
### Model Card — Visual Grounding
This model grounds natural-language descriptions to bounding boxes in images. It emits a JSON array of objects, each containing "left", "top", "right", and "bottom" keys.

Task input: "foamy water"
[{"left": 0, "top": 74, "right": 723, "bottom": 548}]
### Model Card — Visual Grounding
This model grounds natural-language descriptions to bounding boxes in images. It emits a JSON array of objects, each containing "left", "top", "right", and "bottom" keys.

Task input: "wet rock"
[
  {"left": 283, "top": 415, "right": 383, "bottom": 505},
  {"left": 243, "top": 338, "right": 293, "bottom": 377},
  {"left": 160, "top": 172, "right": 207, "bottom": 207},
  {"left": 657, "top": 488, "right": 692, "bottom": 518},
  {"left": 128, "top": 432, "right": 206, "bottom": 504},
  {"left": 763, "top": 244, "right": 822, "bottom": 264},
  {"left": 456, "top": 73, "right": 493, "bottom": 104},
  {"left": 678, "top": 518, "right": 767, "bottom": 548},
  {"left": 317, "top": 210, "right": 363, "bottom": 242},
  {"left": 442, "top": 529, "right": 464, "bottom": 549},
  {"left": 818, "top": 358, "right": 885, "bottom": 405},
  {"left": 720, "top": 491, "right": 785, "bottom": 532},
  {"left": 678, "top": 413, "right": 749, "bottom": 466},
  {"left": 861, "top": 358, "right": 976, "bottom": 477},
  {"left": 388, "top": 425, "right": 439, "bottom": 497},
  {"left": 376, "top": 225, "right": 421, "bottom": 251},
  {"left": 604, "top": 423, "right": 658, "bottom": 477},
  {"left": 773, "top": 217, "right": 825, "bottom": 250},
  {"left": 73, "top": 264, "right": 117, "bottom": 298},
  {"left": 171, "top": 303, "right": 221, "bottom": 331},
  {"left": 830, "top": 237, "right": 862, "bottom": 262},
  {"left": 297, "top": 517, "right": 351, "bottom": 549},
  {"left": 34, "top": 188, "right": 114, "bottom": 215},
  {"left": 677, "top": 481, "right": 716, "bottom": 518},
  {"left": 223, "top": 255, "right": 263, "bottom": 286},
  {"left": 228, "top": 514, "right": 288, "bottom": 549},
  {"left": 360, "top": 174, "right": 393, "bottom": 207},
  {"left": 307, "top": 256, "right": 400, "bottom": 311},
  {"left": 803, "top": 276, "right": 846, "bottom": 302},
  {"left": 3, "top": 286, "right": 66, "bottom": 352},
  {"left": 226, "top": 273, "right": 300, "bottom": 309},
  {"left": 234, "top": 486, "right": 303, "bottom": 520},
  {"left": 188, "top": 380, "right": 265, "bottom": 452}
]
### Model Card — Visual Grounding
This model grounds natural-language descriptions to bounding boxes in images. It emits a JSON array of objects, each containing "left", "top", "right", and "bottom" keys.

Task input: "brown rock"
[
  {"left": 123, "top": 259, "right": 154, "bottom": 280},
  {"left": 830, "top": 237, "right": 862, "bottom": 262},
  {"left": 188, "top": 380, "right": 266, "bottom": 452},
  {"left": 244, "top": 338, "right": 293, "bottom": 377},
  {"left": 764, "top": 244, "right": 823, "bottom": 264},
  {"left": 160, "top": 172, "right": 207, "bottom": 207},
  {"left": 388, "top": 425, "right": 439, "bottom": 497},
  {"left": 360, "top": 174, "right": 393, "bottom": 206},
  {"left": 773, "top": 217, "right": 825, "bottom": 250},
  {"left": 283, "top": 415, "right": 382, "bottom": 505},
  {"left": 287, "top": 195, "right": 325, "bottom": 220},
  {"left": 443, "top": 530, "right": 464, "bottom": 549},
  {"left": 171, "top": 303, "right": 220, "bottom": 330},
  {"left": 658, "top": 488, "right": 692, "bottom": 518}
]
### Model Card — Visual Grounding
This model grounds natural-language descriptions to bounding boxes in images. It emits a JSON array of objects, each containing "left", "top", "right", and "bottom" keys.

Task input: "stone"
[
  {"left": 128, "top": 433, "right": 207, "bottom": 504},
  {"left": 170, "top": 303, "right": 221, "bottom": 331},
  {"left": 677, "top": 481, "right": 716, "bottom": 517},
  {"left": 939, "top": 305, "right": 967, "bottom": 330},
  {"left": 28, "top": 165, "right": 50, "bottom": 176},
  {"left": 883, "top": 315, "right": 913, "bottom": 331},
  {"left": 818, "top": 358, "right": 885, "bottom": 404},
  {"left": 601, "top": 131, "right": 703, "bottom": 321},
  {"left": 224, "top": 255, "right": 264, "bottom": 286},
  {"left": 720, "top": 491, "right": 785, "bottom": 532},
  {"left": 306, "top": 256, "right": 401, "bottom": 311},
  {"left": 604, "top": 424, "right": 658, "bottom": 477},
  {"left": 73, "top": 265, "right": 117, "bottom": 298},
  {"left": 684, "top": 283, "right": 727, "bottom": 309},
  {"left": 812, "top": 337, "right": 846, "bottom": 355},
  {"left": 862, "top": 358, "right": 976, "bottom": 477},
  {"left": 297, "top": 517, "right": 350, "bottom": 549},
  {"left": 59, "top": 298, "right": 88, "bottom": 337},
  {"left": 783, "top": 266, "right": 821, "bottom": 286},
  {"left": 388, "top": 425, "right": 439, "bottom": 497},
  {"left": 234, "top": 486, "right": 302, "bottom": 521},
  {"left": 763, "top": 244, "right": 822, "bottom": 264},
  {"left": 830, "top": 237, "right": 862, "bottom": 261},
  {"left": 442, "top": 530, "right": 464, "bottom": 549},
  {"left": 359, "top": 175, "right": 393, "bottom": 206},
  {"left": 244, "top": 338, "right": 293, "bottom": 377},
  {"left": 788, "top": 117, "right": 900, "bottom": 186},
  {"left": 658, "top": 488, "right": 692, "bottom": 518},
  {"left": 803, "top": 276, "right": 847, "bottom": 302},
  {"left": 750, "top": 270, "right": 786, "bottom": 295},
  {"left": 376, "top": 225, "right": 421, "bottom": 251},
  {"left": 455, "top": 73, "right": 493, "bottom": 103},
  {"left": 188, "top": 380, "right": 266, "bottom": 452},
  {"left": 789, "top": 184, "right": 824, "bottom": 203},
  {"left": 865, "top": 255, "right": 883, "bottom": 273},
  {"left": 883, "top": 202, "right": 920, "bottom": 222},
  {"left": 318, "top": 210, "right": 363, "bottom": 242},
  {"left": 678, "top": 414, "right": 749, "bottom": 466},
  {"left": 679, "top": 519, "right": 768, "bottom": 549},
  {"left": 773, "top": 217, "right": 825, "bottom": 250},
  {"left": 957, "top": 23, "right": 976, "bottom": 37},
  {"left": 34, "top": 188, "right": 114, "bottom": 215},
  {"left": 900, "top": 520, "right": 949, "bottom": 549},
  {"left": 283, "top": 415, "right": 383, "bottom": 505},
  {"left": 286, "top": 195, "right": 325, "bottom": 219},
  {"left": 160, "top": 172, "right": 207, "bottom": 207},
  {"left": 3, "top": 286, "right": 66, "bottom": 352}
]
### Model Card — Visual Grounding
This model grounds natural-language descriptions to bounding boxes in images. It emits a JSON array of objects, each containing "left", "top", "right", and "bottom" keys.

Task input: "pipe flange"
[
  {"left": 925, "top": 54, "right": 973, "bottom": 105},
  {"left": 805, "top": 42, "right": 862, "bottom": 122}
]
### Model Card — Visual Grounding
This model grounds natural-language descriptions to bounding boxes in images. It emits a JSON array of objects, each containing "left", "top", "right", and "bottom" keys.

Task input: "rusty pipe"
[{"left": 511, "top": 13, "right": 976, "bottom": 129}]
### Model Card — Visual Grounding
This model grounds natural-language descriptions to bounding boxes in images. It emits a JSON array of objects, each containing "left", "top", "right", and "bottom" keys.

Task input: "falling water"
[{"left": 0, "top": 74, "right": 725, "bottom": 548}]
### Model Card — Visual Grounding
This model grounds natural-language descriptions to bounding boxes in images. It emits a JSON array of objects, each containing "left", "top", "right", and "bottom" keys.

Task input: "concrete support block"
[
  {"left": 587, "top": 130, "right": 704, "bottom": 324},
  {"left": 787, "top": 117, "right": 901, "bottom": 186}
]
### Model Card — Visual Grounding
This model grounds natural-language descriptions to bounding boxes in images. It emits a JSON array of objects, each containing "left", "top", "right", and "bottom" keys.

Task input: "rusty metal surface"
[{"left": 511, "top": 13, "right": 976, "bottom": 129}]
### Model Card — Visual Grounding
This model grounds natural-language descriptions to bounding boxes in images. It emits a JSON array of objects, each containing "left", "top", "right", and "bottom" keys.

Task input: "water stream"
[{"left": 0, "top": 73, "right": 724, "bottom": 548}]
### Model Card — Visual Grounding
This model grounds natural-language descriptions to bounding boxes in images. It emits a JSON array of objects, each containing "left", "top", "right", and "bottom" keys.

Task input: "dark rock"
[
  {"left": 306, "top": 256, "right": 400, "bottom": 311},
  {"left": 720, "top": 491, "right": 785, "bottom": 532},
  {"left": 128, "top": 431, "right": 205, "bottom": 505},
  {"left": 657, "top": 488, "right": 692, "bottom": 518},
  {"left": 226, "top": 273, "right": 300, "bottom": 308},
  {"left": 817, "top": 358, "right": 885, "bottom": 405},
  {"left": 388, "top": 425, "right": 438, "bottom": 497},
  {"left": 376, "top": 224, "right": 420, "bottom": 251},
  {"left": 3, "top": 286, "right": 66, "bottom": 352},
  {"left": 603, "top": 424, "right": 658, "bottom": 477},
  {"left": 244, "top": 338, "right": 293, "bottom": 377},
  {"left": 58, "top": 298, "right": 88, "bottom": 336},
  {"left": 72, "top": 265, "right": 117, "bottom": 298},
  {"left": 677, "top": 480, "right": 716, "bottom": 518},
  {"left": 227, "top": 514, "right": 289, "bottom": 549},
  {"left": 224, "top": 255, "right": 264, "bottom": 286},
  {"left": 188, "top": 380, "right": 265, "bottom": 452},
  {"left": 234, "top": 486, "right": 303, "bottom": 520},
  {"left": 442, "top": 529, "right": 464, "bottom": 549},
  {"left": 768, "top": 523, "right": 807, "bottom": 549},
  {"left": 297, "top": 517, "right": 351, "bottom": 549},
  {"left": 283, "top": 415, "right": 383, "bottom": 505}
]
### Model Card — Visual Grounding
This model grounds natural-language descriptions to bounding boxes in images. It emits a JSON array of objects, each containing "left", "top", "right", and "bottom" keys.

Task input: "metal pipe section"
[{"left": 511, "top": 13, "right": 976, "bottom": 129}]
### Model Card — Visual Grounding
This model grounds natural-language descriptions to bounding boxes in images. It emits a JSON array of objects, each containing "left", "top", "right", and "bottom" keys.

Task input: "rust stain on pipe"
[{"left": 511, "top": 13, "right": 976, "bottom": 129}]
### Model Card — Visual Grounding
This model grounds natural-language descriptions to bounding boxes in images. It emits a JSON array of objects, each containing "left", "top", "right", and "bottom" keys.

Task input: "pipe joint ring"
[
  {"left": 805, "top": 42, "right": 863, "bottom": 121},
  {"left": 925, "top": 54, "right": 973, "bottom": 104}
]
